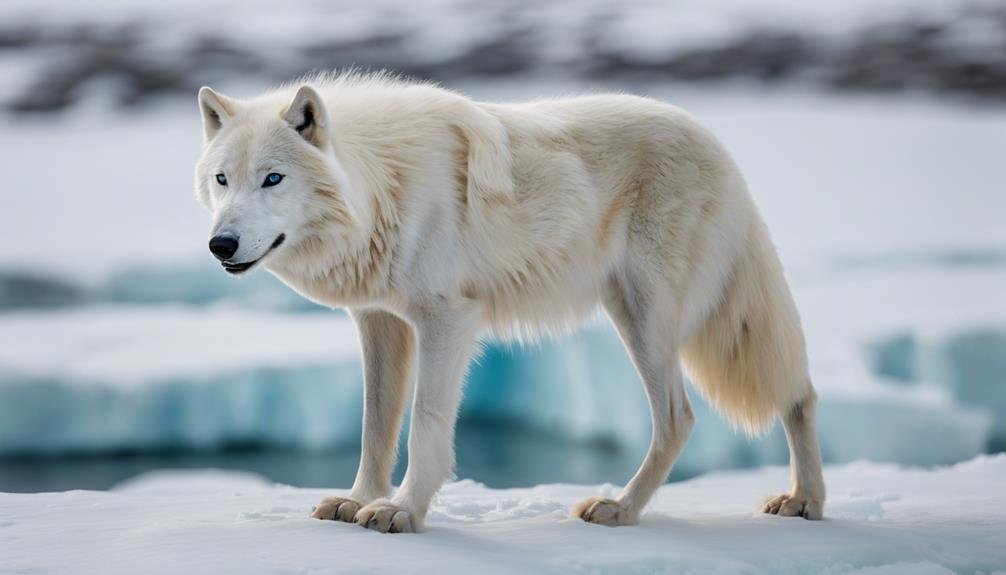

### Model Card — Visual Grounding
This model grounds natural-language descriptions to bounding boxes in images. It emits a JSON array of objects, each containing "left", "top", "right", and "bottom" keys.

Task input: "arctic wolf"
[{"left": 194, "top": 72, "right": 825, "bottom": 533}]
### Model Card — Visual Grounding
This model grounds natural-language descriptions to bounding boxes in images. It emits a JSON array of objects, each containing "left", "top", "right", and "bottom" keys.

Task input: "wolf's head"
[{"left": 194, "top": 84, "right": 362, "bottom": 276}]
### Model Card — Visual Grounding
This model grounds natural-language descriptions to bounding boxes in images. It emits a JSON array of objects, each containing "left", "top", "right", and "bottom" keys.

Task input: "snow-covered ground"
[{"left": 2, "top": 455, "right": 1004, "bottom": 574}]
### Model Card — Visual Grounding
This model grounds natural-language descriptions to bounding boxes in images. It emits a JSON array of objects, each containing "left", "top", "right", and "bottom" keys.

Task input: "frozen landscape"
[
  {"left": 0, "top": 0, "right": 1004, "bottom": 572},
  {"left": 2, "top": 456, "right": 1004, "bottom": 574}
]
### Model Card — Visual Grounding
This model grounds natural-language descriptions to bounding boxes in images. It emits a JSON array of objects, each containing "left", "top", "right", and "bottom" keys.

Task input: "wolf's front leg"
[
  {"left": 355, "top": 301, "right": 481, "bottom": 533},
  {"left": 312, "top": 310, "right": 416, "bottom": 523}
]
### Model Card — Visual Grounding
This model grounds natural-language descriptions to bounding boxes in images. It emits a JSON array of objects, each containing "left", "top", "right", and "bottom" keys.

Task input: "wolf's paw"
[
  {"left": 571, "top": 496, "right": 636, "bottom": 527},
  {"left": 355, "top": 499, "right": 416, "bottom": 533},
  {"left": 310, "top": 496, "right": 362, "bottom": 522},
  {"left": 761, "top": 492, "right": 824, "bottom": 520}
]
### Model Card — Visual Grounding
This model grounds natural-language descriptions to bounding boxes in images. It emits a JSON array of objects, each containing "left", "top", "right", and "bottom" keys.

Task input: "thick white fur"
[{"left": 194, "top": 71, "right": 826, "bottom": 533}]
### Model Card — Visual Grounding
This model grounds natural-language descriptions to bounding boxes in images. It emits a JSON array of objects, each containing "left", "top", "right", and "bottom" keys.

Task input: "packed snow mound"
[{"left": 1, "top": 455, "right": 1004, "bottom": 574}]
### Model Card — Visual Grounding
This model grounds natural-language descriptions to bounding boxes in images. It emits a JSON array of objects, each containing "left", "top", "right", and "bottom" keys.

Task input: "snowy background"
[{"left": 0, "top": 1, "right": 1004, "bottom": 572}]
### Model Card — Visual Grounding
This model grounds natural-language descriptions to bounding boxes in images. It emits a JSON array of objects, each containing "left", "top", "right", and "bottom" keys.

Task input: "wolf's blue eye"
[
  {"left": 262, "top": 173, "right": 284, "bottom": 188},
  {"left": 215, "top": 173, "right": 227, "bottom": 186}
]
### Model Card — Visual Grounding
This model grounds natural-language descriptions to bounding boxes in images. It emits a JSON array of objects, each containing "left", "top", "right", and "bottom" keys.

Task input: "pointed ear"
[
  {"left": 284, "top": 85, "right": 329, "bottom": 148},
  {"left": 198, "top": 87, "right": 235, "bottom": 141}
]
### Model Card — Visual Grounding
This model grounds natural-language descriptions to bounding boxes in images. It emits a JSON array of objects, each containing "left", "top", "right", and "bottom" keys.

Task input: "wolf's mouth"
[{"left": 222, "top": 234, "right": 286, "bottom": 275}]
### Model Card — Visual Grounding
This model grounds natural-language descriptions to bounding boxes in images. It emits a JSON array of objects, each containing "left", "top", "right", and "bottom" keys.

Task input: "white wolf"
[{"left": 194, "top": 72, "right": 825, "bottom": 533}]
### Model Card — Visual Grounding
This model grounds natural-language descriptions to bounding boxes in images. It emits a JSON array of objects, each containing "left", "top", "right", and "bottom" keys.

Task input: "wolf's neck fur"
[
  {"left": 268, "top": 75, "right": 472, "bottom": 308},
  {"left": 273, "top": 112, "right": 411, "bottom": 307},
  {"left": 280, "top": 177, "right": 402, "bottom": 307}
]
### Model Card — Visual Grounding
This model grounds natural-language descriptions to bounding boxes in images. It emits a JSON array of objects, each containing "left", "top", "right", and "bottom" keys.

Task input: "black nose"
[{"left": 209, "top": 234, "right": 239, "bottom": 261}]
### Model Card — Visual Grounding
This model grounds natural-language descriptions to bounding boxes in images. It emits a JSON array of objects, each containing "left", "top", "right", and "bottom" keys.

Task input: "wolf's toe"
[
  {"left": 572, "top": 496, "right": 633, "bottom": 527},
  {"left": 355, "top": 499, "right": 415, "bottom": 533},
  {"left": 761, "top": 493, "right": 823, "bottom": 520},
  {"left": 761, "top": 493, "right": 786, "bottom": 515},
  {"left": 311, "top": 496, "right": 361, "bottom": 522}
]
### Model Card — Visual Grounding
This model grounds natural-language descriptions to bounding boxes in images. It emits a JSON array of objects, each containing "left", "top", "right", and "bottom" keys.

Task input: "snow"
[
  {"left": 2, "top": 455, "right": 1004, "bottom": 574},
  {"left": 0, "top": 306, "right": 357, "bottom": 383},
  {"left": 0, "top": 105, "right": 207, "bottom": 282}
]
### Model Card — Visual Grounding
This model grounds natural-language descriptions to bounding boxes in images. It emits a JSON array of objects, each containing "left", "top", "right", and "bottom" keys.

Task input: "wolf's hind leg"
[
  {"left": 762, "top": 390, "right": 825, "bottom": 519},
  {"left": 312, "top": 309, "right": 415, "bottom": 523},
  {"left": 573, "top": 276, "right": 694, "bottom": 526}
]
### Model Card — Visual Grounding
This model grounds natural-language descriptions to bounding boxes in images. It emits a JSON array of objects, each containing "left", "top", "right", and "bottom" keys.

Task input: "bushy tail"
[{"left": 680, "top": 222, "right": 812, "bottom": 435}]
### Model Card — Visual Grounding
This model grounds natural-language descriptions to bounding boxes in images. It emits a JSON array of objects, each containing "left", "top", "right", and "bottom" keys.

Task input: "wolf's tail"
[{"left": 680, "top": 220, "right": 813, "bottom": 435}]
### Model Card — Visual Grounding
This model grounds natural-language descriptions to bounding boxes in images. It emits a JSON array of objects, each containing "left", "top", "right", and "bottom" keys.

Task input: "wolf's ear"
[
  {"left": 284, "top": 85, "right": 329, "bottom": 148},
  {"left": 198, "top": 87, "right": 235, "bottom": 141}
]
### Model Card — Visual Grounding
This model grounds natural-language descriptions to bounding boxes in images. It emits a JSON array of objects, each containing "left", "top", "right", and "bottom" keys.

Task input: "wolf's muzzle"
[{"left": 220, "top": 233, "right": 285, "bottom": 275}]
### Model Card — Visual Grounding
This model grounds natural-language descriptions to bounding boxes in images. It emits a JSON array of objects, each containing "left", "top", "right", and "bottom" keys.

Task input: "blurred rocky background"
[{"left": 2, "top": 0, "right": 1005, "bottom": 115}]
